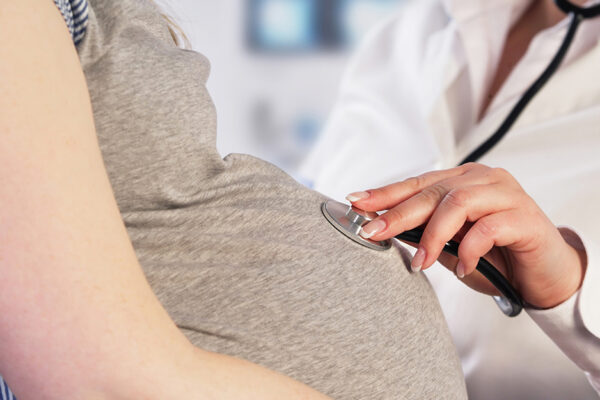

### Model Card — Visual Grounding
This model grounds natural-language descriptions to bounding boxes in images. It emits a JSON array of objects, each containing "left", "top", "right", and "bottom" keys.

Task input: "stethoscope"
[{"left": 322, "top": 0, "right": 600, "bottom": 317}]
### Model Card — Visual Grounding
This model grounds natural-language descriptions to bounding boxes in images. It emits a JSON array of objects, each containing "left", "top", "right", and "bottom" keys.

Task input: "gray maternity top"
[{"left": 71, "top": 0, "right": 467, "bottom": 398}]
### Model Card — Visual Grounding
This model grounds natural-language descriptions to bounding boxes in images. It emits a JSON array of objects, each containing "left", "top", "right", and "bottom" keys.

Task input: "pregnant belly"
[{"left": 124, "top": 154, "right": 466, "bottom": 400}]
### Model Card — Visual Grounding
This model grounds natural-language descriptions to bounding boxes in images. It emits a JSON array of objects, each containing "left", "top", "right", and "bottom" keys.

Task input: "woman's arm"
[{"left": 0, "top": 1, "right": 330, "bottom": 399}]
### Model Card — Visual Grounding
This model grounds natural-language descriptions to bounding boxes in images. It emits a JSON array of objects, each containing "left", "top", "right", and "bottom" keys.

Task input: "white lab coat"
[{"left": 301, "top": 0, "right": 600, "bottom": 398}]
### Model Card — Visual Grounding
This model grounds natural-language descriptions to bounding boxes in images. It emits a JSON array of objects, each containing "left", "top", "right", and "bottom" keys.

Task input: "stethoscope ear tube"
[{"left": 396, "top": 229, "right": 524, "bottom": 317}]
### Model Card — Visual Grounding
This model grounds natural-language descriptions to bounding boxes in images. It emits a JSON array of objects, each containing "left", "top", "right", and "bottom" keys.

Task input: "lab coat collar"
[
  {"left": 443, "top": 0, "right": 532, "bottom": 126},
  {"left": 423, "top": 0, "right": 532, "bottom": 167}
]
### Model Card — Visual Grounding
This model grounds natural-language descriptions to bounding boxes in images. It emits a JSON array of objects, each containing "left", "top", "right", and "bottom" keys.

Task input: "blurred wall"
[{"left": 163, "top": 0, "right": 407, "bottom": 179}]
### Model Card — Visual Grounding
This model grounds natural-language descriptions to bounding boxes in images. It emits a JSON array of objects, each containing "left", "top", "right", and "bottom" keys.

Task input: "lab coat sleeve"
[
  {"left": 527, "top": 228, "right": 600, "bottom": 394},
  {"left": 298, "top": 7, "right": 443, "bottom": 202}
]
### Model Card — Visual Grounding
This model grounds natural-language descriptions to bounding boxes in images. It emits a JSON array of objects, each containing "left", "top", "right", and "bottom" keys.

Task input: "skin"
[
  {"left": 481, "top": 0, "right": 588, "bottom": 117},
  {"left": 0, "top": 1, "right": 331, "bottom": 399},
  {"left": 349, "top": 0, "right": 589, "bottom": 310}
]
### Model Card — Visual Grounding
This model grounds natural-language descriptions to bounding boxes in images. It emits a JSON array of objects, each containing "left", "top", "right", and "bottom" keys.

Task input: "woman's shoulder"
[{"left": 52, "top": 0, "right": 89, "bottom": 45}]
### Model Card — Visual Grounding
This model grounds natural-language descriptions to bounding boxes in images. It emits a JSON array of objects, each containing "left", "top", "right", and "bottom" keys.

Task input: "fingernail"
[
  {"left": 359, "top": 219, "right": 386, "bottom": 239},
  {"left": 411, "top": 247, "right": 426, "bottom": 272},
  {"left": 346, "top": 191, "right": 370, "bottom": 203},
  {"left": 456, "top": 261, "right": 465, "bottom": 279}
]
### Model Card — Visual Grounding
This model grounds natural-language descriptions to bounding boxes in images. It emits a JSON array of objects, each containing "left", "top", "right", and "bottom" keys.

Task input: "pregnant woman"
[{"left": 0, "top": 0, "right": 466, "bottom": 398}]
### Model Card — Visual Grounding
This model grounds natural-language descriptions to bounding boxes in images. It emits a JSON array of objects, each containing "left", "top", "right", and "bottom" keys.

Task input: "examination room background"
[{"left": 159, "top": 0, "right": 409, "bottom": 182}]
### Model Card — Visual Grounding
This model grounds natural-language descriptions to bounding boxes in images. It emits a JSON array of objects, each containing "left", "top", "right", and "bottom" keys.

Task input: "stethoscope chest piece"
[
  {"left": 321, "top": 199, "right": 524, "bottom": 317},
  {"left": 321, "top": 200, "right": 392, "bottom": 251}
]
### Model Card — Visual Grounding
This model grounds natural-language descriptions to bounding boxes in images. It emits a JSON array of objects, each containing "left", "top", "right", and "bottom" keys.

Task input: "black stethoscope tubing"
[
  {"left": 459, "top": 10, "right": 582, "bottom": 165},
  {"left": 395, "top": 1, "right": 600, "bottom": 316},
  {"left": 555, "top": 0, "right": 600, "bottom": 18},
  {"left": 397, "top": 228, "right": 523, "bottom": 315}
]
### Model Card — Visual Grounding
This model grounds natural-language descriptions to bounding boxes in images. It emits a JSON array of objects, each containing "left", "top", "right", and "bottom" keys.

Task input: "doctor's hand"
[{"left": 347, "top": 163, "right": 587, "bottom": 309}]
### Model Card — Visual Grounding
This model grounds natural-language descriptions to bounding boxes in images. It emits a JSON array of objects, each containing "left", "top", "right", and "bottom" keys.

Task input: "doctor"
[{"left": 301, "top": 0, "right": 600, "bottom": 398}]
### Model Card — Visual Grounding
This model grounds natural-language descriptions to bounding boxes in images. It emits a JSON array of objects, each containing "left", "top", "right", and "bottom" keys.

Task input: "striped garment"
[
  {"left": 53, "top": 0, "right": 89, "bottom": 45},
  {"left": 0, "top": 377, "right": 15, "bottom": 400},
  {"left": 0, "top": 2, "right": 88, "bottom": 398}
]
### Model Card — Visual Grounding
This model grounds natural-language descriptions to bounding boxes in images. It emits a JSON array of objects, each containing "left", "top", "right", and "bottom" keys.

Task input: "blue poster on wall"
[
  {"left": 247, "top": 0, "right": 403, "bottom": 53},
  {"left": 248, "top": 0, "right": 319, "bottom": 50}
]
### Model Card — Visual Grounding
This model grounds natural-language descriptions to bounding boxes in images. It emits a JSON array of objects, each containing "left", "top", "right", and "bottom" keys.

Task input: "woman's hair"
[
  {"left": 161, "top": 12, "right": 191, "bottom": 49},
  {"left": 152, "top": 0, "right": 191, "bottom": 49}
]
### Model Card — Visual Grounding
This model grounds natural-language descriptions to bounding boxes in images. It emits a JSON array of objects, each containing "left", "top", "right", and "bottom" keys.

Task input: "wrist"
[
  {"left": 530, "top": 229, "right": 587, "bottom": 309},
  {"left": 558, "top": 227, "right": 588, "bottom": 302}
]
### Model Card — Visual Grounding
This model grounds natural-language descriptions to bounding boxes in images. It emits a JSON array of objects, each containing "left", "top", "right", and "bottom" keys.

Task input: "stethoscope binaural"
[{"left": 322, "top": 0, "right": 600, "bottom": 317}]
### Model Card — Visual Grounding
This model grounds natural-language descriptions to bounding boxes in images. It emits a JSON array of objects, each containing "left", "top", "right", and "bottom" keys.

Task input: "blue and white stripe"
[
  {"left": 53, "top": 0, "right": 89, "bottom": 45},
  {"left": 0, "top": 375, "right": 15, "bottom": 400}
]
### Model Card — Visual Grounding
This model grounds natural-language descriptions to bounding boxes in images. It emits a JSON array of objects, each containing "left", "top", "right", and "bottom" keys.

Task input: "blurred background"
[{"left": 163, "top": 0, "right": 408, "bottom": 182}]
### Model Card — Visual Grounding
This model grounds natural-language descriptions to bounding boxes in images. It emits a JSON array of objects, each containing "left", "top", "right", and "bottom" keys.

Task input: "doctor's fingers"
[
  {"left": 360, "top": 180, "right": 520, "bottom": 243},
  {"left": 455, "top": 210, "right": 526, "bottom": 279},
  {"left": 347, "top": 163, "right": 507, "bottom": 212},
  {"left": 346, "top": 166, "right": 471, "bottom": 211},
  {"left": 413, "top": 183, "right": 523, "bottom": 271},
  {"left": 400, "top": 237, "right": 503, "bottom": 296}
]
